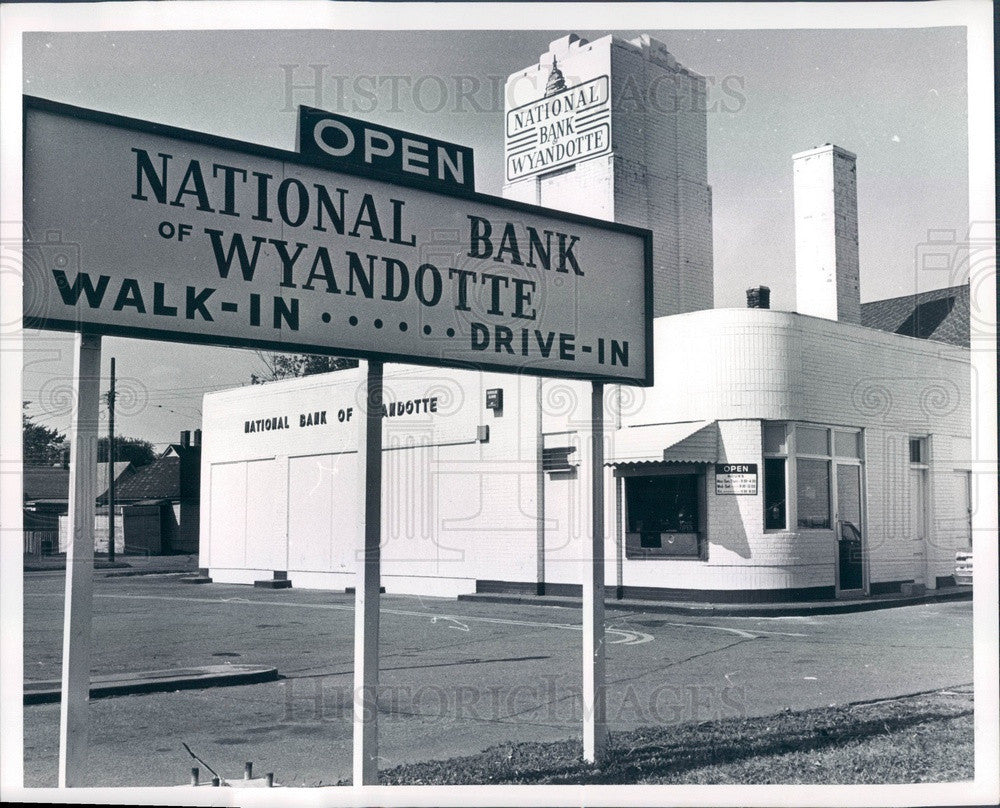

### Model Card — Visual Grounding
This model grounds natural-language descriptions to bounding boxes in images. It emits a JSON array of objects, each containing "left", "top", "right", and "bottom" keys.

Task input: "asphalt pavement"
[{"left": 21, "top": 571, "right": 973, "bottom": 787}]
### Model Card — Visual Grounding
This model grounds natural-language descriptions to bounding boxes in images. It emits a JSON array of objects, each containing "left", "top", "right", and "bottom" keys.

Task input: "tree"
[
  {"left": 22, "top": 403, "right": 155, "bottom": 467},
  {"left": 98, "top": 436, "right": 156, "bottom": 467},
  {"left": 22, "top": 402, "right": 66, "bottom": 465},
  {"left": 251, "top": 352, "right": 358, "bottom": 384}
]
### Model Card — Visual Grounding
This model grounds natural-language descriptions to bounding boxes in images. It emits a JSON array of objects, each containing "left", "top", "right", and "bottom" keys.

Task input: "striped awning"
[{"left": 605, "top": 421, "right": 718, "bottom": 465}]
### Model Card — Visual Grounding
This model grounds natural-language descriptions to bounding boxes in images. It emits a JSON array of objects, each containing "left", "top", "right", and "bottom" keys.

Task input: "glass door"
[{"left": 836, "top": 463, "right": 864, "bottom": 592}]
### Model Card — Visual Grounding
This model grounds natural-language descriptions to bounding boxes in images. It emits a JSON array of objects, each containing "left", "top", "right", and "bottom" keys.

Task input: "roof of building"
[
  {"left": 162, "top": 443, "right": 200, "bottom": 460},
  {"left": 23, "top": 466, "right": 70, "bottom": 501},
  {"left": 97, "top": 462, "right": 134, "bottom": 499},
  {"left": 113, "top": 456, "right": 182, "bottom": 502},
  {"left": 24, "top": 462, "right": 138, "bottom": 504},
  {"left": 860, "top": 283, "right": 969, "bottom": 347}
]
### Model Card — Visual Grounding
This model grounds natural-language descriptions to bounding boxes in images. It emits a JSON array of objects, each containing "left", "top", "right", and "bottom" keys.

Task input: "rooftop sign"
[
  {"left": 505, "top": 76, "right": 612, "bottom": 182},
  {"left": 297, "top": 106, "right": 475, "bottom": 192},
  {"left": 23, "top": 96, "right": 652, "bottom": 385}
]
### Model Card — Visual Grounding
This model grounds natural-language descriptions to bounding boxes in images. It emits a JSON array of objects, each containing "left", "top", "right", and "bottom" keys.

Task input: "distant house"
[
  {"left": 32, "top": 430, "right": 202, "bottom": 556},
  {"left": 860, "top": 283, "right": 970, "bottom": 348},
  {"left": 23, "top": 466, "right": 71, "bottom": 553},
  {"left": 103, "top": 431, "right": 202, "bottom": 554},
  {"left": 24, "top": 461, "right": 134, "bottom": 554},
  {"left": 97, "top": 461, "right": 137, "bottom": 502}
]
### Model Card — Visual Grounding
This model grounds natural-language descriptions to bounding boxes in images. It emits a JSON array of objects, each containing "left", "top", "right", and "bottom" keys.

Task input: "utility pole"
[{"left": 107, "top": 357, "right": 116, "bottom": 563}]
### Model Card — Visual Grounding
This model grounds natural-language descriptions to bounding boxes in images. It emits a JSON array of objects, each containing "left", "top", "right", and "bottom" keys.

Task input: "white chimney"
[{"left": 793, "top": 144, "right": 860, "bottom": 324}]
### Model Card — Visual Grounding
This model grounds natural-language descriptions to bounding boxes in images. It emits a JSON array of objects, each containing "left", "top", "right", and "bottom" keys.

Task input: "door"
[
  {"left": 909, "top": 468, "right": 928, "bottom": 586},
  {"left": 959, "top": 471, "right": 972, "bottom": 549},
  {"left": 208, "top": 462, "right": 247, "bottom": 568},
  {"left": 836, "top": 463, "right": 864, "bottom": 591}
]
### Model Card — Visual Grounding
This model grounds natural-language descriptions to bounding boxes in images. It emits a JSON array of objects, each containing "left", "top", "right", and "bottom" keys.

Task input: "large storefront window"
[
  {"left": 796, "top": 458, "right": 831, "bottom": 528},
  {"left": 624, "top": 473, "right": 702, "bottom": 558},
  {"left": 762, "top": 422, "right": 863, "bottom": 531}
]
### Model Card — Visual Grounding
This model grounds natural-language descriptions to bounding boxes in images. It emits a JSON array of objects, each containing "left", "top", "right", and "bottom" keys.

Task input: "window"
[
  {"left": 909, "top": 437, "right": 926, "bottom": 464},
  {"left": 625, "top": 473, "right": 702, "bottom": 558},
  {"left": 763, "top": 422, "right": 788, "bottom": 530},
  {"left": 763, "top": 423, "right": 788, "bottom": 455},
  {"left": 796, "top": 458, "right": 831, "bottom": 528},
  {"left": 835, "top": 431, "right": 862, "bottom": 459},
  {"left": 797, "top": 426, "right": 829, "bottom": 456},
  {"left": 763, "top": 423, "right": 862, "bottom": 531},
  {"left": 764, "top": 458, "right": 787, "bottom": 529}
]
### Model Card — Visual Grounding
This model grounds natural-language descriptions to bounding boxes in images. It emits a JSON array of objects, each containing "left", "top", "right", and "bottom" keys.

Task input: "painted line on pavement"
[
  {"left": 26, "top": 591, "right": 656, "bottom": 643},
  {"left": 25, "top": 590, "right": 815, "bottom": 639},
  {"left": 29, "top": 591, "right": 795, "bottom": 644}
]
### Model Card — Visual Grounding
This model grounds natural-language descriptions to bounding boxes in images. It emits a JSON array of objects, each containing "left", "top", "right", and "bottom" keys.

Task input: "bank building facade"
[{"left": 198, "top": 33, "right": 972, "bottom": 602}]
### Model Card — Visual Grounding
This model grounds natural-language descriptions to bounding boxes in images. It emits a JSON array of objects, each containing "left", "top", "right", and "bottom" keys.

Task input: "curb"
[
  {"left": 25, "top": 564, "right": 197, "bottom": 576},
  {"left": 24, "top": 664, "right": 279, "bottom": 705},
  {"left": 456, "top": 587, "right": 973, "bottom": 617},
  {"left": 24, "top": 561, "right": 132, "bottom": 573}
]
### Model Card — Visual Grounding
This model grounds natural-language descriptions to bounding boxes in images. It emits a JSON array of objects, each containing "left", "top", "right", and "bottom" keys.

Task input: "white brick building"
[
  {"left": 198, "top": 306, "right": 971, "bottom": 601},
  {"left": 197, "top": 32, "right": 972, "bottom": 602}
]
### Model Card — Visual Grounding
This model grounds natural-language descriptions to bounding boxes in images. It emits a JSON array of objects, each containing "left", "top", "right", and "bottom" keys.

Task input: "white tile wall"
[{"left": 202, "top": 310, "right": 970, "bottom": 595}]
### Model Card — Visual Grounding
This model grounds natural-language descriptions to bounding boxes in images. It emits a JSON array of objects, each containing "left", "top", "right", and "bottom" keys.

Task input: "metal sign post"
[
  {"left": 58, "top": 332, "right": 101, "bottom": 787},
  {"left": 536, "top": 377, "right": 545, "bottom": 595},
  {"left": 583, "top": 381, "right": 608, "bottom": 762},
  {"left": 106, "top": 357, "right": 116, "bottom": 563},
  {"left": 353, "top": 360, "right": 384, "bottom": 786}
]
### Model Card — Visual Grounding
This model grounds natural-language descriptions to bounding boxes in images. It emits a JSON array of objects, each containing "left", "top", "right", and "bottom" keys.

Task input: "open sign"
[
  {"left": 715, "top": 463, "right": 758, "bottom": 495},
  {"left": 297, "top": 106, "right": 476, "bottom": 191}
]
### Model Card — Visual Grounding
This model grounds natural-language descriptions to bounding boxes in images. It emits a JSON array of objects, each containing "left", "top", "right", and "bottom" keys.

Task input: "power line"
[{"left": 22, "top": 379, "right": 244, "bottom": 395}]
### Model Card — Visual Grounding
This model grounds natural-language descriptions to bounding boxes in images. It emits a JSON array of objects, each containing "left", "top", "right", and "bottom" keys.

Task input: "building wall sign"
[
  {"left": 505, "top": 76, "right": 611, "bottom": 181},
  {"left": 23, "top": 97, "right": 652, "bottom": 385},
  {"left": 242, "top": 397, "right": 441, "bottom": 434},
  {"left": 297, "top": 106, "right": 476, "bottom": 192},
  {"left": 485, "top": 388, "right": 503, "bottom": 412},
  {"left": 715, "top": 463, "right": 758, "bottom": 495}
]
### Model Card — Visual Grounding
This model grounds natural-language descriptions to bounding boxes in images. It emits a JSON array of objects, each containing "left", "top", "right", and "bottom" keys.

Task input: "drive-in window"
[{"left": 624, "top": 473, "right": 703, "bottom": 558}]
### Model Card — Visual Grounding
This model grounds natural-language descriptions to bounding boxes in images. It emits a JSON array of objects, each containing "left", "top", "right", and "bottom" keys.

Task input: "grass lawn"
[{"left": 369, "top": 685, "right": 974, "bottom": 785}]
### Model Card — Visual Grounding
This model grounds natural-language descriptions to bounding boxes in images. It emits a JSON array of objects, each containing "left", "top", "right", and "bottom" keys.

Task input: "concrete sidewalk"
[
  {"left": 456, "top": 585, "right": 973, "bottom": 617},
  {"left": 23, "top": 553, "right": 198, "bottom": 575}
]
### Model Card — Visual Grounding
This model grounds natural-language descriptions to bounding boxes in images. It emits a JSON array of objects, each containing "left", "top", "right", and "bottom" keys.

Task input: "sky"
[{"left": 19, "top": 25, "right": 970, "bottom": 451}]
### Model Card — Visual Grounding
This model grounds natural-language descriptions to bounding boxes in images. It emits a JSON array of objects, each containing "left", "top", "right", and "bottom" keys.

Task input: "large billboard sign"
[
  {"left": 505, "top": 76, "right": 612, "bottom": 182},
  {"left": 24, "top": 96, "right": 652, "bottom": 385}
]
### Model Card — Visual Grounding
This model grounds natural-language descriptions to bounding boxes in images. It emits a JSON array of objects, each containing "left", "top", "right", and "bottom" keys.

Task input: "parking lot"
[{"left": 22, "top": 571, "right": 973, "bottom": 787}]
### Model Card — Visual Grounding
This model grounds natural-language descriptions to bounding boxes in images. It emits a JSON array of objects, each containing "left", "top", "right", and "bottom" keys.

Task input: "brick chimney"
[
  {"left": 793, "top": 144, "right": 860, "bottom": 324},
  {"left": 746, "top": 286, "right": 771, "bottom": 309},
  {"left": 180, "top": 430, "right": 191, "bottom": 448}
]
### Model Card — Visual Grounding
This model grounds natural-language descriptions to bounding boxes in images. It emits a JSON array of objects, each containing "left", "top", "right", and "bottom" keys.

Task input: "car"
[{"left": 954, "top": 549, "right": 973, "bottom": 586}]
